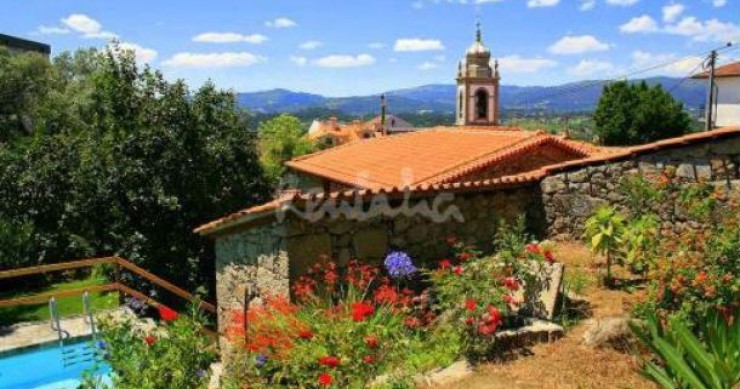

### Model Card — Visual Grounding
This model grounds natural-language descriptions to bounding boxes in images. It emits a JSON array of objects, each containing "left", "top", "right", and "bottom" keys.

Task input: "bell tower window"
[{"left": 475, "top": 89, "right": 488, "bottom": 120}]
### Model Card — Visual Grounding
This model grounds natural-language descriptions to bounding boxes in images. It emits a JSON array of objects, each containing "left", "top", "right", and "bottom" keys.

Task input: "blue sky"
[{"left": 2, "top": 0, "right": 739, "bottom": 96}]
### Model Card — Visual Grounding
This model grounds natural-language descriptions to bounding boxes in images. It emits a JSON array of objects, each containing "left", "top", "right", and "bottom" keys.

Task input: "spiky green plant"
[{"left": 631, "top": 308, "right": 740, "bottom": 389}]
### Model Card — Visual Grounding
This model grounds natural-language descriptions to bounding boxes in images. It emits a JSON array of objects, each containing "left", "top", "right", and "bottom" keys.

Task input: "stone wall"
[
  {"left": 284, "top": 186, "right": 543, "bottom": 279},
  {"left": 542, "top": 135, "right": 740, "bottom": 239},
  {"left": 214, "top": 223, "right": 289, "bottom": 338}
]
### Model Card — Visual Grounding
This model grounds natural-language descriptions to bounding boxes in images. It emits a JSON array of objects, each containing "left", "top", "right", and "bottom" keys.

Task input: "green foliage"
[
  {"left": 94, "top": 305, "right": 217, "bottom": 389},
  {"left": 583, "top": 206, "right": 626, "bottom": 286},
  {"left": 631, "top": 308, "right": 740, "bottom": 389},
  {"left": 257, "top": 114, "right": 315, "bottom": 183},
  {"left": 593, "top": 81, "right": 691, "bottom": 146},
  {"left": 620, "top": 174, "right": 665, "bottom": 217},
  {"left": 0, "top": 46, "right": 270, "bottom": 290},
  {"left": 623, "top": 214, "right": 659, "bottom": 273}
]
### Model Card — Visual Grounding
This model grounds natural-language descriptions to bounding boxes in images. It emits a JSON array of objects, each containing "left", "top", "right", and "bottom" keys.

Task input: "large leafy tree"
[
  {"left": 257, "top": 114, "right": 315, "bottom": 183},
  {"left": 0, "top": 47, "right": 270, "bottom": 291},
  {"left": 593, "top": 81, "right": 692, "bottom": 146}
]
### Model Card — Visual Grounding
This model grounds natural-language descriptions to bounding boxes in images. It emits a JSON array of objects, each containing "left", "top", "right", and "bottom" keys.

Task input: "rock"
[
  {"left": 421, "top": 360, "right": 474, "bottom": 387},
  {"left": 582, "top": 316, "right": 634, "bottom": 349}
]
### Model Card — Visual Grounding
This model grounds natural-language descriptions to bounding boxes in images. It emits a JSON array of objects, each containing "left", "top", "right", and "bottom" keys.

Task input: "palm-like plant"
[
  {"left": 631, "top": 309, "right": 740, "bottom": 389},
  {"left": 583, "top": 206, "right": 626, "bottom": 287}
]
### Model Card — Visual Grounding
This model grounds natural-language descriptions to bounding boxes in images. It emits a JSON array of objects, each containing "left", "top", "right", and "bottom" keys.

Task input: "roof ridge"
[{"left": 412, "top": 131, "right": 546, "bottom": 184}]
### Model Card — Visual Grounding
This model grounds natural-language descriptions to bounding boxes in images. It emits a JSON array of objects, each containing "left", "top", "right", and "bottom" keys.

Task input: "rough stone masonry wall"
[
  {"left": 284, "top": 186, "right": 543, "bottom": 279},
  {"left": 214, "top": 223, "right": 289, "bottom": 338},
  {"left": 542, "top": 135, "right": 740, "bottom": 240}
]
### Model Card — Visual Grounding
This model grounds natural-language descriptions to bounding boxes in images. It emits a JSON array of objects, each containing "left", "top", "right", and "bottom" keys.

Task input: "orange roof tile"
[
  {"left": 692, "top": 61, "right": 740, "bottom": 79},
  {"left": 196, "top": 126, "right": 740, "bottom": 236},
  {"left": 287, "top": 126, "right": 605, "bottom": 189}
]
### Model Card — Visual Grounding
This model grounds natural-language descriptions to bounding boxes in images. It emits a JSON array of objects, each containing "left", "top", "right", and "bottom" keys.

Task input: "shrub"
[
  {"left": 223, "top": 257, "right": 428, "bottom": 388},
  {"left": 631, "top": 307, "right": 740, "bottom": 389},
  {"left": 91, "top": 303, "right": 217, "bottom": 389},
  {"left": 584, "top": 206, "right": 626, "bottom": 287}
]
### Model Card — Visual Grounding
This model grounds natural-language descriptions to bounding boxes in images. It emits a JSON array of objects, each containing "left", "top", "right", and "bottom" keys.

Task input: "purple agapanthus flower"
[
  {"left": 384, "top": 251, "right": 417, "bottom": 278},
  {"left": 255, "top": 354, "right": 268, "bottom": 368}
]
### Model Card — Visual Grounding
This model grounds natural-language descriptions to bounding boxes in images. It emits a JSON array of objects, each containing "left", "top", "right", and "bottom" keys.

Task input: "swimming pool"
[{"left": 0, "top": 336, "right": 112, "bottom": 389}]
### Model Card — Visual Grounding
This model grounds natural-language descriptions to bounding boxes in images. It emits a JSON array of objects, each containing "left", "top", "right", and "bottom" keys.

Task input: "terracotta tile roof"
[
  {"left": 195, "top": 126, "right": 740, "bottom": 236},
  {"left": 692, "top": 61, "right": 740, "bottom": 79},
  {"left": 287, "top": 126, "right": 593, "bottom": 189}
]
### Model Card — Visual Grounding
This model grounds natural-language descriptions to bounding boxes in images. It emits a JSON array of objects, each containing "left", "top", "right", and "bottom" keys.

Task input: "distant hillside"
[{"left": 237, "top": 77, "right": 706, "bottom": 115}]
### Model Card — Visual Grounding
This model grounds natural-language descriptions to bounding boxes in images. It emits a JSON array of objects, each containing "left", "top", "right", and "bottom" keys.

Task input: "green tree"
[
  {"left": 0, "top": 46, "right": 270, "bottom": 292},
  {"left": 584, "top": 206, "right": 626, "bottom": 287},
  {"left": 257, "top": 114, "right": 315, "bottom": 183},
  {"left": 593, "top": 81, "right": 692, "bottom": 146}
]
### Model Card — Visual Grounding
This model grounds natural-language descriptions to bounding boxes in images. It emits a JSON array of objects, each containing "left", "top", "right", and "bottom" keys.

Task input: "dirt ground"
[{"left": 427, "top": 241, "right": 656, "bottom": 389}]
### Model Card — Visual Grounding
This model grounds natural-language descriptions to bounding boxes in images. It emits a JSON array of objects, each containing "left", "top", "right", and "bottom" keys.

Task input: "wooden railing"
[{"left": 0, "top": 256, "right": 216, "bottom": 314}]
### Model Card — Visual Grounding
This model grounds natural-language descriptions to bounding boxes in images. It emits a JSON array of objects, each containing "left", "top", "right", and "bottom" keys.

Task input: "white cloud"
[
  {"left": 665, "top": 16, "right": 740, "bottom": 42},
  {"left": 394, "top": 38, "right": 445, "bottom": 52},
  {"left": 193, "top": 32, "right": 267, "bottom": 44},
  {"left": 662, "top": 3, "right": 684, "bottom": 23},
  {"left": 620, "top": 15, "right": 659, "bottom": 33},
  {"left": 498, "top": 55, "right": 558, "bottom": 73},
  {"left": 713, "top": 0, "right": 727, "bottom": 6},
  {"left": 368, "top": 42, "right": 386, "bottom": 49},
  {"left": 548, "top": 35, "right": 610, "bottom": 55},
  {"left": 61, "top": 13, "right": 116, "bottom": 39},
  {"left": 605, "top": 0, "right": 639, "bottom": 5},
  {"left": 290, "top": 56, "right": 308, "bottom": 66},
  {"left": 418, "top": 62, "right": 439, "bottom": 70},
  {"left": 111, "top": 42, "right": 158, "bottom": 64},
  {"left": 37, "top": 25, "right": 70, "bottom": 35},
  {"left": 569, "top": 60, "right": 615, "bottom": 76},
  {"left": 162, "top": 52, "right": 265, "bottom": 68},
  {"left": 580, "top": 0, "right": 596, "bottom": 11},
  {"left": 527, "top": 0, "right": 560, "bottom": 7},
  {"left": 299, "top": 41, "right": 323, "bottom": 50},
  {"left": 265, "top": 17, "right": 297, "bottom": 28},
  {"left": 313, "top": 54, "right": 375, "bottom": 68}
]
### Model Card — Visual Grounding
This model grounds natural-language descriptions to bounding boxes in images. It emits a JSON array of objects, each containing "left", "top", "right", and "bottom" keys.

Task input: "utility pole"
[{"left": 704, "top": 50, "right": 718, "bottom": 131}]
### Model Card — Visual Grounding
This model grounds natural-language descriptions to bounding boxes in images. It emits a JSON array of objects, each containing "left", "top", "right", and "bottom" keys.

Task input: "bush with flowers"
[
  {"left": 596, "top": 174, "right": 740, "bottom": 326},
  {"left": 223, "top": 221, "right": 560, "bottom": 387},
  {"left": 87, "top": 303, "right": 217, "bottom": 389},
  {"left": 431, "top": 221, "right": 556, "bottom": 361},
  {"left": 223, "top": 257, "right": 431, "bottom": 388}
]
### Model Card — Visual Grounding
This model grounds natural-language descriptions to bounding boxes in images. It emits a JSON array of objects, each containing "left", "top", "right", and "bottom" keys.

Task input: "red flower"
[
  {"left": 465, "top": 298, "right": 477, "bottom": 312},
  {"left": 404, "top": 316, "right": 422, "bottom": 329},
  {"left": 364, "top": 336, "right": 379, "bottom": 349},
  {"left": 439, "top": 259, "right": 452, "bottom": 269},
  {"left": 478, "top": 323, "right": 498, "bottom": 336},
  {"left": 158, "top": 305, "right": 178, "bottom": 322},
  {"left": 351, "top": 302, "right": 375, "bottom": 322},
  {"left": 695, "top": 271, "right": 708, "bottom": 284},
  {"left": 318, "top": 373, "right": 333, "bottom": 386},
  {"left": 458, "top": 252, "right": 473, "bottom": 261},
  {"left": 544, "top": 250, "right": 555, "bottom": 263},
  {"left": 318, "top": 356, "right": 341, "bottom": 368},
  {"left": 465, "top": 317, "right": 475, "bottom": 325},
  {"left": 487, "top": 306, "right": 502, "bottom": 326},
  {"left": 503, "top": 277, "right": 520, "bottom": 291},
  {"left": 453, "top": 266, "right": 464, "bottom": 276},
  {"left": 525, "top": 243, "right": 541, "bottom": 255},
  {"left": 144, "top": 335, "right": 156, "bottom": 346},
  {"left": 298, "top": 329, "right": 314, "bottom": 340},
  {"left": 363, "top": 355, "right": 375, "bottom": 364}
]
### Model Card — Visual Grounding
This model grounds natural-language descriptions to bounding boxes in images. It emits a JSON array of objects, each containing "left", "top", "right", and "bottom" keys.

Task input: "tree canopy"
[
  {"left": 0, "top": 47, "right": 270, "bottom": 291},
  {"left": 593, "top": 81, "right": 692, "bottom": 146},
  {"left": 257, "top": 114, "right": 315, "bottom": 183}
]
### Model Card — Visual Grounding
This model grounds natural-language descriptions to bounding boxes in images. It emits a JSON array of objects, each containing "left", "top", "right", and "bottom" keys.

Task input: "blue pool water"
[{"left": 0, "top": 337, "right": 112, "bottom": 389}]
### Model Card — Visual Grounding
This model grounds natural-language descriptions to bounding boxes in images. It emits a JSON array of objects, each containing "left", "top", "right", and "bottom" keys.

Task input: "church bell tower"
[{"left": 456, "top": 22, "right": 500, "bottom": 126}]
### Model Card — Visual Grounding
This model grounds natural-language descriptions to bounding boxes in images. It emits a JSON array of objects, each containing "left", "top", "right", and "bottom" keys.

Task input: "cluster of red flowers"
[
  {"left": 464, "top": 301, "right": 502, "bottom": 337},
  {"left": 525, "top": 243, "right": 555, "bottom": 264},
  {"left": 227, "top": 296, "right": 304, "bottom": 360},
  {"left": 158, "top": 305, "right": 178, "bottom": 322},
  {"left": 351, "top": 302, "right": 375, "bottom": 322}
]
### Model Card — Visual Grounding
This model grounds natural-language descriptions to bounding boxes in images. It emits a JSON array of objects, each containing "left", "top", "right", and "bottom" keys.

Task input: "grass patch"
[{"left": 0, "top": 276, "right": 119, "bottom": 326}]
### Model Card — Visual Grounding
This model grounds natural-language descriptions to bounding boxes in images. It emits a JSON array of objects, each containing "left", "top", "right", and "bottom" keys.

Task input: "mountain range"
[{"left": 237, "top": 77, "right": 707, "bottom": 116}]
